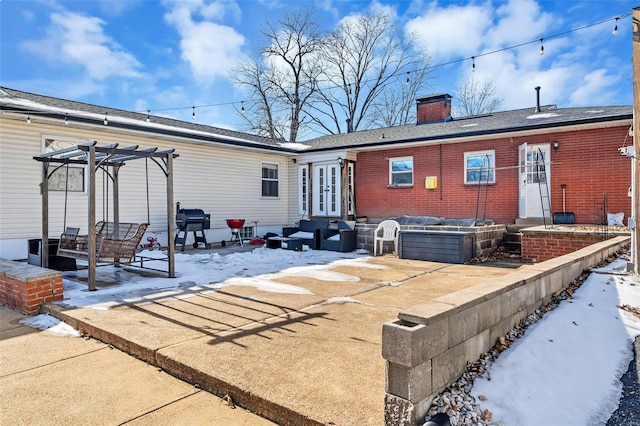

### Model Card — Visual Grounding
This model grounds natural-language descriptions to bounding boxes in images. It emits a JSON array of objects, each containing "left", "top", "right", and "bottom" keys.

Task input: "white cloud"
[
  {"left": 569, "top": 69, "right": 620, "bottom": 106},
  {"left": 20, "top": 10, "right": 142, "bottom": 81},
  {"left": 405, "top": 2, "right": 492, "bottom": 61},
  {"left": 410, "top": 0, "right": 628, "bottom": 110},
  {"left": 163, "top": 0, "right": 245, "bottom": 85}
]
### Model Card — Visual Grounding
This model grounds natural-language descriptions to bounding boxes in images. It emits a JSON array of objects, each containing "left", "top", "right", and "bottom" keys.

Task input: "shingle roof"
[
  {"left": 0, "top": 86, "right": 296, "bottom": 152},
  {"left": 1, "top": 86, "right": 632, "bottom": 154},
  {"left": 302, "top": 104, "right": 633, "bottom": 151}
]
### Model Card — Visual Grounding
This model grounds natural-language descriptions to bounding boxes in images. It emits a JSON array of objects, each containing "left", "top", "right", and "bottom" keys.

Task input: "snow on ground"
[
  {"left": 470, "top": 257, "right": 640, "bottom": 425},
  {"left": 59, "top": 246, "right": 371, "bottom": 309},
  {"left": 20, "top": 314, "right": 80, "bottom": 337}
]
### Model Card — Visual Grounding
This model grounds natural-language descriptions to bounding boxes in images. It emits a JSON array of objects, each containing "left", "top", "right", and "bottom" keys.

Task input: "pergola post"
[
  {"left": 167, "top": 154, "right": 175, "bottom": 278},
  {"left": 88, "top": 145, "right": 97, "bottom": 291},
  {"left": 41, "top": 163, "right": 49, "bottom": 268}
]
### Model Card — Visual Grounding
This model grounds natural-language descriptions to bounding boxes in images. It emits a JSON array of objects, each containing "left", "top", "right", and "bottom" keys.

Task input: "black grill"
[
  {"left": 174, "top": 203, "right": 211, "bottom": 251},
  {"left": 176, "top": 208, "right": 211, "bottom": 230}
]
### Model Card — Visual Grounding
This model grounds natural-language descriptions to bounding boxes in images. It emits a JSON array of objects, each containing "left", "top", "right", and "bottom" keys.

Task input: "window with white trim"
[
  {"left": 261, "top": 162, "right": 279, "bottom": 197},
  {"left": 464, "top": 150, "right": 495, "bottom": 184},
  {"left": 389, "top": 156, "right": 413, "bottom": 186},
  {"left": 298, "top": 164, "right": 308, "bottom": 215}
]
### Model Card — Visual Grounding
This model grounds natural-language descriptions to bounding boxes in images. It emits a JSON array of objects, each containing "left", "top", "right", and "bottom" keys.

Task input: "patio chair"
[{"left": 373, "top": 220, "right": 400, "bottom": 256}]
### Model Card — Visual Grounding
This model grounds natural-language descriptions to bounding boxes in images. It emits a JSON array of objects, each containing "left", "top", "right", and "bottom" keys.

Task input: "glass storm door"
[{"left": 519, "top": 143, "right": 551, "bottom": 218}]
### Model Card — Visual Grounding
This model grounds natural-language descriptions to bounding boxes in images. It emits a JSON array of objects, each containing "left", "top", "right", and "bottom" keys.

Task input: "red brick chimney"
[{"left": 416, "top": 94, "right": 452, "bottom": 124}]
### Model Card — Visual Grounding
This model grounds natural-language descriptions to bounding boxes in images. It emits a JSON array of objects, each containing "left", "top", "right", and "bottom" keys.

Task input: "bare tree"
[
  {"left": 453, "top": 76, "right": 504, "bottom": 117},
  {"left": 307, "top": 13, "right": 432, "bottom": 135},
  {"left": 232, "top": 9, "right": 324, "bottom": 142},
  {"left": 369, "top": 63, "right": 433, "bottom": 128}
]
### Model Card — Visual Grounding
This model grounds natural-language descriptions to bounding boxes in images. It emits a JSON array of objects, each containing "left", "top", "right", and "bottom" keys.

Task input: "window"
[
  {"left": 44, "top": 138, "right": 86, "bottom": 192},
  {"left": 261, "top": 163, "right": 279, "bottom": 197},
  {"left": 389, "top": 157, "right": 413, "bottom": 186},
  {"left": 464, "top": 150, "right": 495, "bottom": 184},
  {"left": 526, "top": 149, "right": 546, "bottom": 183},
  {"left": 298, "top": 165, "right": 308, "bottom": 215}
]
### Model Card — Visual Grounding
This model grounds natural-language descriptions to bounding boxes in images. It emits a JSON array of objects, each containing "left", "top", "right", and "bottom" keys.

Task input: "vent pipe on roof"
[{"left": 535, "top": 86, "right": 541, "bottom": 113}]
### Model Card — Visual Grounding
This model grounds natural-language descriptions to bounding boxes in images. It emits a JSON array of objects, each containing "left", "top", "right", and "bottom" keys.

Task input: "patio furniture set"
[
  {"left": 266, "top": 219, "right": 402, "bottom": 255},
  {"left": 267, "top": 219, "right": 358, "bottom": 252}
]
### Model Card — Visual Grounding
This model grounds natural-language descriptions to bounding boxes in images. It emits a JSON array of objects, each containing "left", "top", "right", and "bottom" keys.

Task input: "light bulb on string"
[
  {"left": 471, "top": 56, "right": 476, "bottom": 72},
  {"left": 613, "top": 17, "right": 619, "bottom": 35},
  {"left": 241, "top": 101, "right": 245, "bottom": 114},
  {"left": 146, "top": 110, "right": 150, "bottom": 122},
  {"left": 64, "top": 113, "right": 69, "bottom": 125},
  {"left": 405, "top": 71, "right": 410, "bottom": 85},
  {"left": 540, "top": 38, "right": 544, "bottom": 55},
  {"left": 26, "top": 113, "right": 31, "bottom": 124},
  {"left": 192, "top": 106, "right": 196, "bottom": 120},
  {"left": 104, "top": 112, "right": 108, "bottom": 126}
]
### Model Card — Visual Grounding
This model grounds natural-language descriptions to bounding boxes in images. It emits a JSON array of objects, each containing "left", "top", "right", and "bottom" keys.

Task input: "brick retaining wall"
[{"left": 0, "top": 258, "right": 63, "bottom": 314}]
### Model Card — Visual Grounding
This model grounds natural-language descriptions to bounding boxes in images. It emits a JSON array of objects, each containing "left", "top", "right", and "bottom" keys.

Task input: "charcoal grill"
[
  {"left": 221, "top": 219, "right": 245, "bottom": 247},
  {"left": 174, "top": 202, "right": 211, "bottom": 251}
]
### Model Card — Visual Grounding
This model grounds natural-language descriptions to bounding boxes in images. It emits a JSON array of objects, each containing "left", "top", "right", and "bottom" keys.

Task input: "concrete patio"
[{"left": 36, "top": 249, "right": 525, "bottom": 426}]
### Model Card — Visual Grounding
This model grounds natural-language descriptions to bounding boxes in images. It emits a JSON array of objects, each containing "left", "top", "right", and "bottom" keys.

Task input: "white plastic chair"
[{"left": 373, "top": 220, "right": 400, "bottom": 256}]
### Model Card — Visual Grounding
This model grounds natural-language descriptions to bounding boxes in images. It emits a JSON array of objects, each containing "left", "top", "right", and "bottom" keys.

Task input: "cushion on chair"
[{"left": 289, "top": 231, "right": 314, "bottom": 239}]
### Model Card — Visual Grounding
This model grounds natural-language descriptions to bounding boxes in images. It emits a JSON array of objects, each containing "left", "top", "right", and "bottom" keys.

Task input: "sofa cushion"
[{"left": 289, "top": 231, "right": 314, "bottom": 239}]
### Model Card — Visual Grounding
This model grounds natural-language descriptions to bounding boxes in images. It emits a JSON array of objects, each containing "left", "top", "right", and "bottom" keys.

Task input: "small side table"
[{"left": 266, "top": 237, "right": 303, "bottom": 251}]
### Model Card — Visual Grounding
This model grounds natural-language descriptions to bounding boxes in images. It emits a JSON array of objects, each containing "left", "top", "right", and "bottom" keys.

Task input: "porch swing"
[
  {"left": 56, "top": 161, "right": 149, "bottom": 264},
  {"left": 34, "top": 141, "right": 179, "bottom": 291}
]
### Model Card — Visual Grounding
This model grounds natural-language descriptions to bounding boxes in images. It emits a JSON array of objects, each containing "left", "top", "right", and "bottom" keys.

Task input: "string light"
[
  {"left": 64, "top": 113, "right": 68, "bottom": 125},
  {"left": 405, "top": 71, "right": 410, "bottom": 85},
  {"left": 471, "top": 56, "right": 476, "bottom": 72},
  {"left": 104, "top": 112, "right": 108, "bottom": 126},
  {"left": 146, "top": 110, "right": 150, "bottom": 122},
  {"left": 26, "top": 113, "right": 31, "bottom": 123},
  {"left": 612, "top": 17, "right": 619, "bottom": 35},
  {"left": 540, "top": 38, "right": 544, "bottom": 55},
  {"left": 241, "top": 101, "right": 245, "bottom": 114},
  {"left": 192, "top": 106, "right": 195, "bottom": 120}
]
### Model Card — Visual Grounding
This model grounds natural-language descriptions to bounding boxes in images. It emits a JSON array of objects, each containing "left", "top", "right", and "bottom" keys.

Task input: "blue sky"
[{"left": 0, "top": 0, "right": 635, "bottom": 139}]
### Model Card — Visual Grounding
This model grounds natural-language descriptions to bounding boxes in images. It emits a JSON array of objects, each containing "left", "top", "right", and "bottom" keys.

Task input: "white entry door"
[
  {"left": 519, "top": 143, "right": 551, "bottom": 218},
  {"left": 312, "top": 163, "right": 341, "bottom": 217}
]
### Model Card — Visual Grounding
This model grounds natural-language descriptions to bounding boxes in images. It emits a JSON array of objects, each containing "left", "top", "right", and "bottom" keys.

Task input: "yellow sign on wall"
[{"left": 425, "top": 176, "right": 437, "bottom": 189}]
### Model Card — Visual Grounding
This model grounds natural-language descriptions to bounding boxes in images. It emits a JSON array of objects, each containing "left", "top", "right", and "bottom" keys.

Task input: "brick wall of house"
[{"left": 354, "top": 126, "right": 631, "bottom": 224}]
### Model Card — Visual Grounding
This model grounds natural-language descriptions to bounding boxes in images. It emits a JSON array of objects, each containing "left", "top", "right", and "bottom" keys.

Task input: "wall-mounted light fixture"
[
  {"left": 337, "top": 157, "right": 344, "bottom": 167},
  {"left": 292, "top": 158, "right": 297, "bottom": 163},
  {"left": 553, "top": 141, "right": 559, "bottom": 151}
]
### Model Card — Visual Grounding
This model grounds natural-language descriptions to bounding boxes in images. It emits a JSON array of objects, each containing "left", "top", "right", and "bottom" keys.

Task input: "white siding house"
[{"left": 0, "top": 87, "right": 301, "bottom": 260}]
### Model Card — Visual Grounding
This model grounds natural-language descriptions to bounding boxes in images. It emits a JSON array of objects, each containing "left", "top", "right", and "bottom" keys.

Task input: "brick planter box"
[
  {"left": 521, "top": 225, "right": 630, "bottom": 263},
  {"left": 0, "top": 258, "right": 63, "bottom": 314}
]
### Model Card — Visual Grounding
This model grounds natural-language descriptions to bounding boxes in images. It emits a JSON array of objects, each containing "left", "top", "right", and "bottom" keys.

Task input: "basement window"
[
  {"left": 389, "top": 156, "right": 413, "bottom": 186},
  {"left": 464, "top": 150, "right": 495, "bottom": 184}
]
